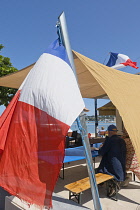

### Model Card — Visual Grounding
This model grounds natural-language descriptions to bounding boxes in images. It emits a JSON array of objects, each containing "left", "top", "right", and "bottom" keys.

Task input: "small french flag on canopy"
[{"left": 106, "top": 52, "right": 139, "bottom": 69}]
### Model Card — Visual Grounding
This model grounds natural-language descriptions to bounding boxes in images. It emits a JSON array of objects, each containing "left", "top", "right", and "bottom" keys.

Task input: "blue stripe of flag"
[
  {"left": 106, "top": 52, "right": 118, "bottom": 67},
  {"left": 44, "top": 39, "right": 71, "bottom": 67}
]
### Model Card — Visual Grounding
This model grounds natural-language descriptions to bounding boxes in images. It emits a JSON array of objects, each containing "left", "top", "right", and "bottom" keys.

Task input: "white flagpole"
[{"left": 58, "top": 12, "right": 102, "bottom": 210}]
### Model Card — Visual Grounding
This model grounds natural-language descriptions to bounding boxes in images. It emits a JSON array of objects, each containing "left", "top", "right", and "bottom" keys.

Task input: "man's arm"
[{"left": 98, "top": 137, "right": 111, "bottom": 156}]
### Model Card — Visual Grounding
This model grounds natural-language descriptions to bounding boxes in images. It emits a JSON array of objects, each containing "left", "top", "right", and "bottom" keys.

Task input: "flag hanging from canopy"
[
  {"left": 106, "top": 52, "right": 139, "bottom": 69},
  {"left": 0, "top": 39, "right": 84, "bottom": 208}
]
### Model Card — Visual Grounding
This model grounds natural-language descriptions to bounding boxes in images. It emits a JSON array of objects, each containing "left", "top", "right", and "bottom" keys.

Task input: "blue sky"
[{"left": 1, "top": 0, "right": 140, "bottom": 115}]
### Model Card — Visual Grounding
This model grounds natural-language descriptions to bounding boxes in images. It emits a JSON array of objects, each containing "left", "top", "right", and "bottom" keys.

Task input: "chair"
[{"left": 71, "top": 131, "right": 83, "bottom": 147}]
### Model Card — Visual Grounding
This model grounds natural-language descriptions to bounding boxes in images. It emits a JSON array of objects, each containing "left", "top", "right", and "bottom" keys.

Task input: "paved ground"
[{"left": 54, "top": 156, "right": 140, "bottom": 210}]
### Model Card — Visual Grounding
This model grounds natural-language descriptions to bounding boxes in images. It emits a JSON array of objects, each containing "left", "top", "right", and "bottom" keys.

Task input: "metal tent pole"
[
  {"left": 58, "top": 12, "right": 102, "bottom": 210},
  {"left": 95, "top": 99, "right": 98, "bottom": 137}
]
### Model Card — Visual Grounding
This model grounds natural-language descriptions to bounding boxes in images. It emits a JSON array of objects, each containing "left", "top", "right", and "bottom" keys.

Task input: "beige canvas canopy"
[
  {"left": 97, "top": 101, "right": 116, "bottom": 116},
  {"left": 0, "top": 51, "right": 106, "bottom": 99},
  {"left": 74, "top": 51, "right": 140, "bottom": 165},
  {"left": 0, "top": 50, "right": 140, "bottom": 165}
]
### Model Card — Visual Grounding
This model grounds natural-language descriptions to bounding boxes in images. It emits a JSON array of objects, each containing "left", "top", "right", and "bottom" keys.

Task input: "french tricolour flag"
[
  {"left": 0, "top": 40, "right": 84, "bottom": 208},
  {"left": 106, "top": 52, "right": 139, "bottom": 69}
]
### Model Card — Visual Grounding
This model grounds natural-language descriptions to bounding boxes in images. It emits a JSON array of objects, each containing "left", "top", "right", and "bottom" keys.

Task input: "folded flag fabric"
[
  {"left": 0, "top": 39, "right": 84, "bottom": 209},
  {"left": 106, "top": 52, "right": 139, "bottom": 69}
]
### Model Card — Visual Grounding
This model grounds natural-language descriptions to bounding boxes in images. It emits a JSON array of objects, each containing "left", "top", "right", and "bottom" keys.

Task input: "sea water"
[{"left": 71, "top": 121, "right": 116, "bottom": 133}]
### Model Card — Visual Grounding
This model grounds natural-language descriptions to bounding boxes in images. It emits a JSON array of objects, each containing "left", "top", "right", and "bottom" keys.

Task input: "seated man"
[
  {"left": 98, "top": 126, "right": 106, "bottom": 137},
  {"left": 67, "top": 128, "right": 73, "bottom": 137},
  {"left": 97, "top": 125, "right": 126, "bottom": 197}
]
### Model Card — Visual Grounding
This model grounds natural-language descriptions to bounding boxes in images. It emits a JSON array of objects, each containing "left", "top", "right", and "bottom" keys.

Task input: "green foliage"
[{"left": 0, "top": 45, "right": 18, "bottom": 106}]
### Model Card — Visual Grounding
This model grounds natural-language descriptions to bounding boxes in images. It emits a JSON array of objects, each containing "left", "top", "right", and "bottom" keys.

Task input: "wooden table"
[{"left": 89, "top": 137, "right": 105, "bottom": 144}]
